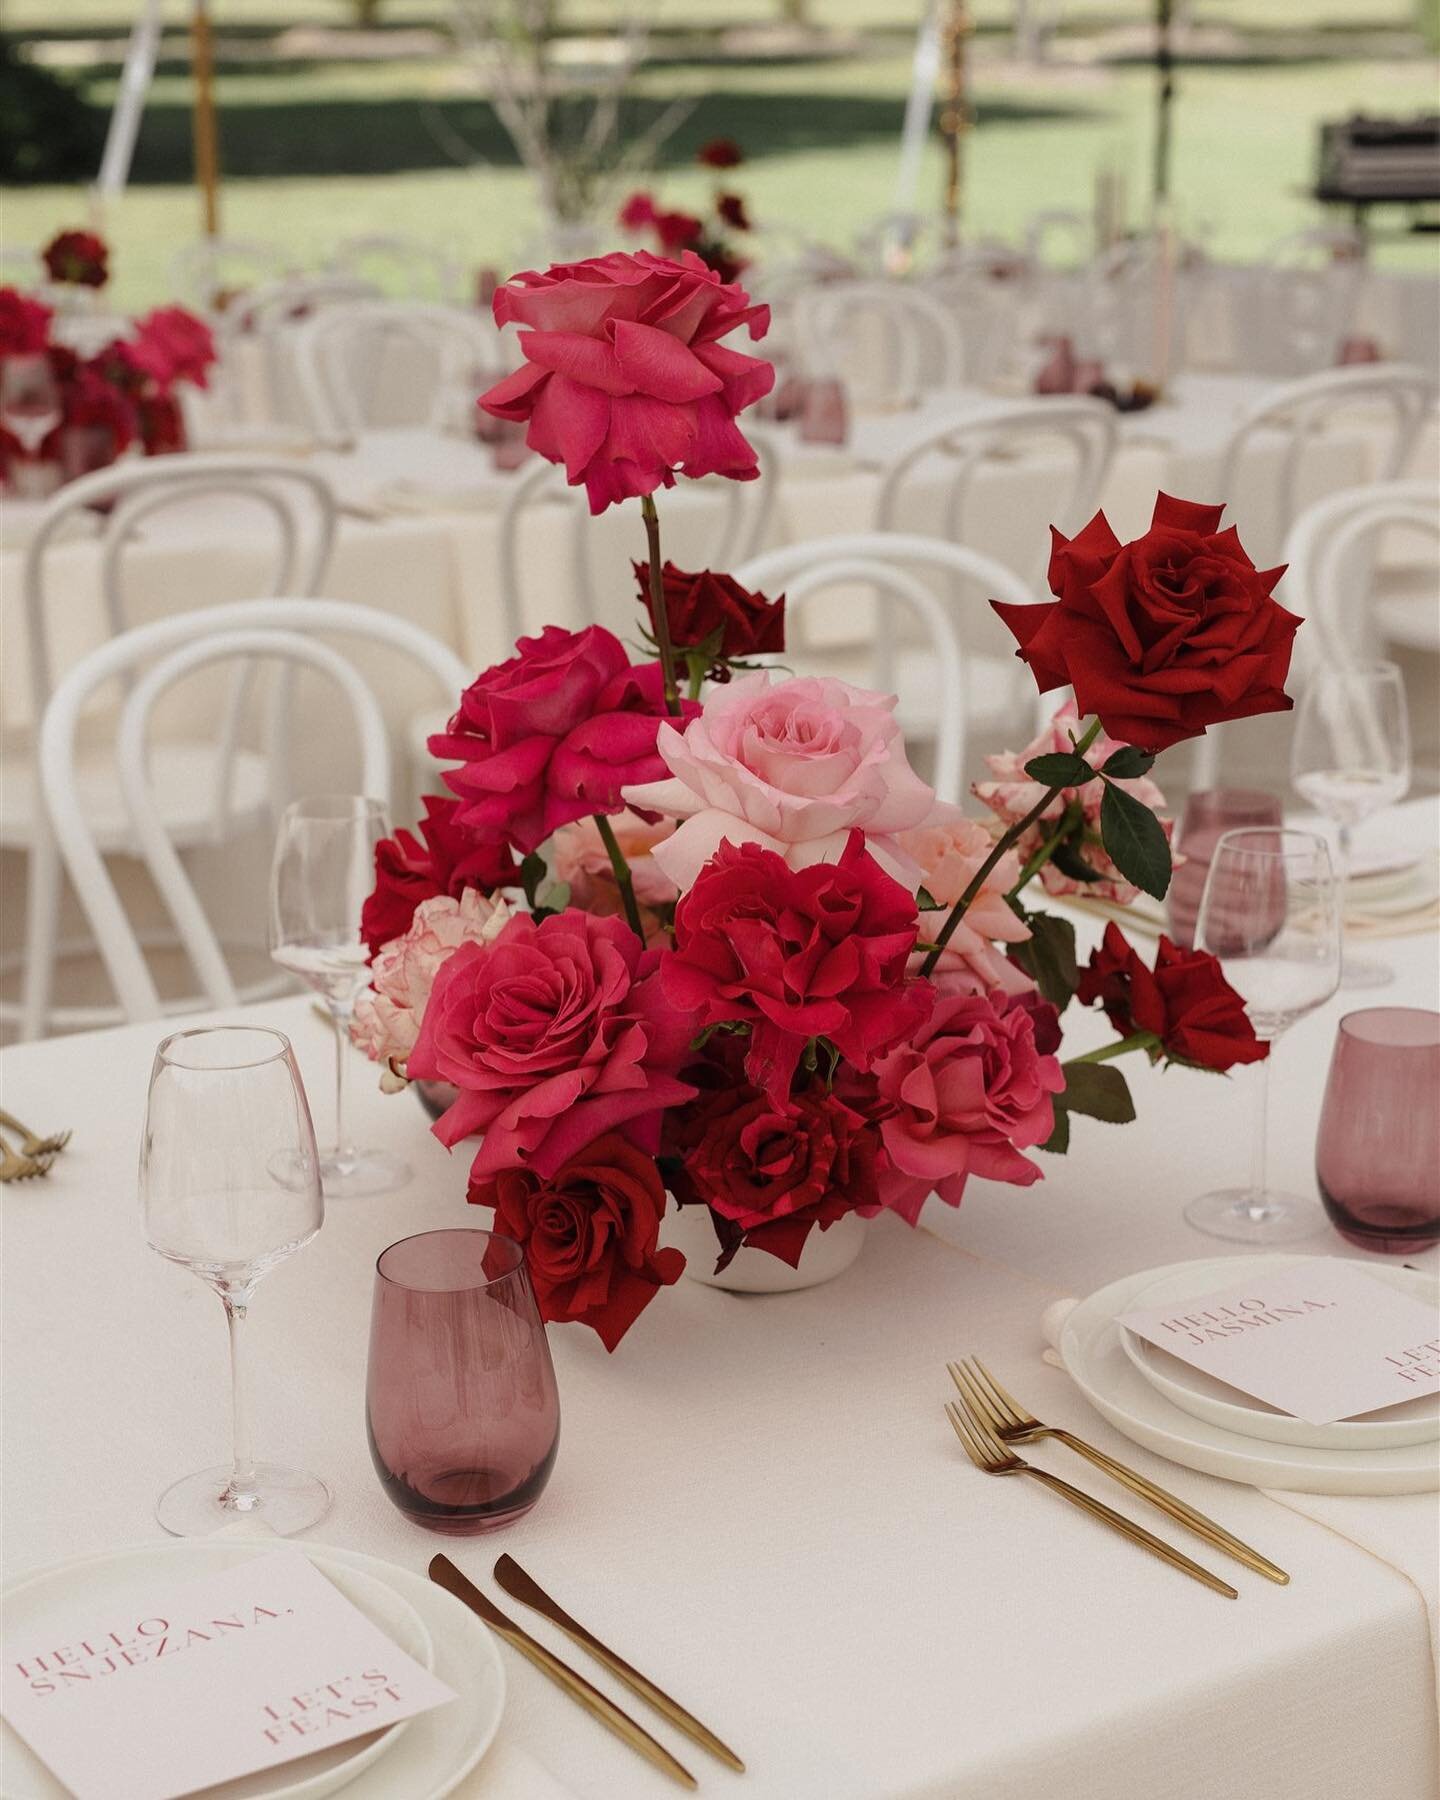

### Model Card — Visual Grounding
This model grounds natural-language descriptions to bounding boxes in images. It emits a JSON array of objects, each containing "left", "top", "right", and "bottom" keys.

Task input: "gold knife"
[
  {"left": 494, "top": 1554, "right": 745, "bottom": 1772},
  {"left": 428, "top": 1556, "right": 697, "bottom": 1790}
]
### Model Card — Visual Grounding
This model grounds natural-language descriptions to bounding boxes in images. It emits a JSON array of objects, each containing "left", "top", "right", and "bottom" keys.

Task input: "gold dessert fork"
[
  {"left": 950, "top": 1357, "right": 1288, "bottom": 1585},
  {"left": 945, "top": 1397, "right": 1238, "bottom": 1598},
  {"left": 0, "top": 1108, "right": 71, "bottom": 1158},
  {"left": 0, "top": 1134, "right": 56, "bottom": 1183}
]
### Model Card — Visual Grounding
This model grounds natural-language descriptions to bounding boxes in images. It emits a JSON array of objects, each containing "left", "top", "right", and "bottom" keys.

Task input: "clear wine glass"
[
  {"left": 1185, "top": 827, "right": 1342, "bottom": 1244},
  {"left": 270, "top": 795, "right": 411, "bottom": 1198},
  {"left": 1290, "top": 660, "right": 1411, "bottom": 990},
  {"left": 0, "top": 351, "right": 62, "bottom": 456},
  {"left": 141, "top": 1026, "right": 330, "bottom": 1536}
]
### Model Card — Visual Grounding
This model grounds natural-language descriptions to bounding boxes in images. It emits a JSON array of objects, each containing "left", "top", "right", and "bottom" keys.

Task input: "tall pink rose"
[
  {"left": 973, "top": 700, "right": 1175, "bottom": 906},
  {"left": 431, "top": 625, "right": 699, "bottom": 855},
  {"left": 624, "top": 671, "right": 956, "bottom": 891},
  {"left": 870, "top": 987, "right": 1065, "bottom": 1224},
  {"left": 407, "top": 908, "right": 696, "bottom": 1179},
  {"left": 898, "top": 816, "right": 1037, "bottom": 999},
  {"left": 477, "top": 250, "right": 774, "bottom": 514}
]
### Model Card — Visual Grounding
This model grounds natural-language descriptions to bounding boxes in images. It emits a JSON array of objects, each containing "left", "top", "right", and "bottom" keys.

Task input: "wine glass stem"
[
  {"left": 329, "top": 1002, "right": 349, "bottom": 1155},
  {"left": 1336, "top": 822, "right": 1353, "bottom": 945},
  {"left": 223, "top": 1290, "right": 260, "bottom": 1509},
  {"left": 1246, "top": 1054, "right": 1273, "bottom": 1218}
]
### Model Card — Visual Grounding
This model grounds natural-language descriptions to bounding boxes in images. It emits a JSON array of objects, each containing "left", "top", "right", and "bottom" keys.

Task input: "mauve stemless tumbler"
[
  {"left": 367, "top": 1229, "right": 559, "bottom": 1533},
  {"left": 1167, "top": 788, "right": 1283, "bottom": 948},
  {"left": 1316, "top": 1009, "right": 1440, "bottom": 1255}
]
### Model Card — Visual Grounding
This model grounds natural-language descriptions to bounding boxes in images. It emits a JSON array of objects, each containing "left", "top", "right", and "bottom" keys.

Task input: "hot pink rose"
[
  {"left": 0, "top": 287, "right": 52, "bottom": 356},
  {"left": 407, "top": 907, "right": 696, "bottom": 1179},
  {"left": 625, "top": 671, "right": 956, "bottom": 892},
  {"left": 550, "top": 809, "right": 678, "bottom": 943},
  {"left": 870, "top": 987, "right": 1065, "bottom": 1224},
  {"left": 431, "top": 625, "right": 699, "bottom": 855},
  {"left": 973, "top": 701, "right": 1175, "bottom": 905},
  {"left": 477, "top": 250, "right": 773, "bottom": 513},
  {"left": 123, "top": 306, "right": 217, "bottom": 392},
  {"left": 899, "top": 816, "right": 1038, "bottom": 999}
]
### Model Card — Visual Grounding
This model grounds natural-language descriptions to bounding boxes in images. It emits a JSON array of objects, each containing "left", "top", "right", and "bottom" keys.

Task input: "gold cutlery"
[
  {"left": 0, "top": 1134, "right": 56, "bottom": 1183},
  {"left": 945, "top": 1398, "right": 1238, "bottom": 1599},
  {"left": 493, "top": 1554, "right": 743, "bottom": 1772},
  {"left": 0, "top": 1108, "right": 71, "bottom": 1158},
  {"left": 949, "top": 1357, "right": 1289, "bottom": 1586},
  {"left": 428, "top": 1556, "right": 697, "bottom": 1790}
]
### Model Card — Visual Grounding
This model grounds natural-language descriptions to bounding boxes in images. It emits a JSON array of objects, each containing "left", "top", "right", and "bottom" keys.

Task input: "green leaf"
[
  {"left": 1050, "top": 836, "right": 1104, "bottom": 884},
  {"left": 916, "top": 885, "right": 946, "bottom": 912},
  {"left": 1059, "top": 1062, "right": 1137, "bottom": 1124},
  {"left": 1100, "top": 745, "right": 1157, "bottom": 780},
  {"left": 519, "top": 851, "right": 548, "bottom": 911},
  {"left": 1024, "top": 751, "right": 1096, "bottom": 788},
  {"left": 1099, "top": 781, "right": 1172, "bottom": 899},
  {"left": 1006, "top": 911, "right": 1079, "bottom": 1012},
  {"left": 1040, "top": 1106, "right": 1071, "bottom": 1154}
]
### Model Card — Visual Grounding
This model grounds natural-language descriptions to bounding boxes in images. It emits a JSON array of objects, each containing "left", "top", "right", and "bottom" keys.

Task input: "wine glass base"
[
  {"left": 1339, "top": 955, "right": 1396, "bottom": 990},
  {"left": 156, "top": 1463, "right": 332, "bottom": 1538},
  {"left": 321, "top": 1147, "right": 411, "bottom": 1198},
  {"left": 1184, "top": 1188, "right": 1326, "bottom": 1245}
]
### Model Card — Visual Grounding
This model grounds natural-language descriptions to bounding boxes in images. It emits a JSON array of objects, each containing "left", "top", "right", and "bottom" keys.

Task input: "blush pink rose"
[
  {"left": 972, "top": 700, "right": 1175, "bottom": 905},
  {"left": 550, "top": 810, "right": 678, "bottom": 943},
  {"left": 406, "top": 908, "right": 697, "bottom": 1180},
  {"left": 899, "top": 816, "right": 1038, "bottom": 999},
  {"left": 351, "top": 890, "right": 512, "bottom": 1083},
  {"left": 870, "top": 988, "right": 1065, "bottom": 1224},
  {"left": 624, "top": 671, "right": 956, "bottom": 891},
  {"left": 478, "top": 250, "right": 774, "bottom": 514}
]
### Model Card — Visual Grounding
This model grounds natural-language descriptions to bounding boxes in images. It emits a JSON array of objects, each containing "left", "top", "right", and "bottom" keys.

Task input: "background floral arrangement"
[
  {"left": 617, "top": 138, "right": 755, "bottom": 285},
  {"left": 353, "top": 247, "right": 1301, "bottom": 1351}
]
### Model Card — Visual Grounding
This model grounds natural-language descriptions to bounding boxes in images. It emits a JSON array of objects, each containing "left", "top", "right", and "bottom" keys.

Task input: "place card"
[
  {"left": 3, "top": 1549, "right": 456, "bottom": 1800},
  {"left": 1118, "top": 1261, "right": 1440, "bottom": 1426}
]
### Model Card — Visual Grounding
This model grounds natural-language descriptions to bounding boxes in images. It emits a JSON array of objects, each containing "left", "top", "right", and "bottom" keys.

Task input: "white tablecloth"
[{"left": 3, "top": 842, "right": 1437, "bottom": 1798}]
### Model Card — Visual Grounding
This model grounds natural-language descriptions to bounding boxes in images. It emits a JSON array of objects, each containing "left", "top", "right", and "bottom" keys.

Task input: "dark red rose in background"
[
  {"left": 1077, "top": 921, "right": 1268, "bottom": 1071},
  {"left": 58, "top": 364, "right": 137, "bottom": 452},
  {"left": 479, "top": 250, "right": 774, "bottom": 513},
  {"left": 0, "top": 287, "right": 53, "bottom": 356},
  {"left": 654, "top": 210, "right": 704, "bottom": 253},
  {"left": 698, "top": 138, "right": 743, "bottom": 169},
  {"left": 136, "top": 391, "right": 186, "bottom": 456},
  {"left": 408, "top": 907, "right": 696, "bottom": 1179},
  {"left": 617, "top": 191, "right": 658, "bottom": 231},
  {"left": 669, "top": 1079, "right": 878, "bottom": 1270},
  {"left": 361, "top": 794, "right": 518, "bottom": 957},
  {"left": 991, "top": 493, "right": 1300, "bottom": 751},
  {"left": 634, "top": 560, "right": 785, "bottom": 662},
  {"left": 715, "top": 193, "right": 750, "bottom": 232},
  {"left": 123, "top": 306, "right": 218, "bottom": 393},
  {"left": 664, "top": 832, "right": 931, "bottom": 1100},
  {"left": 42, "top": 229, "right": 109, "bottom": 289},
  {"left": 430, "top": 624, "right": 699, "bottom": 855},
  {"left": 698, "top": 245, "right": 749, "bottom": 285},
  {"left": 469, "top": 1133, "right": 683, "bottom": 1351}
]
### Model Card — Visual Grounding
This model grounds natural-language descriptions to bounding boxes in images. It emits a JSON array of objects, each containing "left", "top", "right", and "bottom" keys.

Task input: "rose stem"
[
  {"left": 1008, "top": 803, "right": 1080, "bottom": 898},
  {"left": 1066, "top": 1031, "right": 1161, "bottom": 1066},
  {"left": 639, "top": 492, "right": 682, "bottom": 717},
  {"left": 919, "top": 717, "right": 1103, "bottom": 979},
  {"left": 593, "top": 813, "right": 646, "bottom": 941}
]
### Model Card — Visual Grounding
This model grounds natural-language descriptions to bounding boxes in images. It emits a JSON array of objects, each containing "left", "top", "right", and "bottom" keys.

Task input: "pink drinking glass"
[
  {"left": 1316, "top": 1008, "right": 1440, "bottom": 1254},
  {"left": 799, "top": 377, "right": 849, "bottom": 445},
  {"left": 367, "top": 1228, "right": 560, "bottom": 1534},
  {"left": 1166, "top": 788, "right": 1283, "bottom": 948}
]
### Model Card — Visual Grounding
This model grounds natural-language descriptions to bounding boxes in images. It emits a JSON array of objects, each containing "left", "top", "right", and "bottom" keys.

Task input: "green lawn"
[{"left": 3, "top": 3, "right": 1437, "bottom": 307}]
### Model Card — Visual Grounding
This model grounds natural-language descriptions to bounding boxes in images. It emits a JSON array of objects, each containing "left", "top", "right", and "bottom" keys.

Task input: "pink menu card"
[{"left": 3, "top": 1549, "right": 456, "bottom": 1800}]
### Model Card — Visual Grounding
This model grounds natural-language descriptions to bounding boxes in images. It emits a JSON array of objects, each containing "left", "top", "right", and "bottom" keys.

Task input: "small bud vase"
[{"left": 661, "top": 1203, "right": 864, "bottom": 1294}]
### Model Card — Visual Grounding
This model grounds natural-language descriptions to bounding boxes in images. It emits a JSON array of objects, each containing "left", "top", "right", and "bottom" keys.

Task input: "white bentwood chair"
[
  {"left": 292, "top": 300, "right": 505, "bottom": 439},
  {"left": 735, "top": 532, "right": 1047, "bottom": 803},
  {"left": 328, "top": 234, "right": 463, "bottom": 302},
  {"left": 792, "top": 281, "right": 965, "bottom": 409},
  {"left": 1283, "top": 480, "right": 1440, "bottom": 668},
  {"left": 38, "top": 599, "right": 471, "bottom": 1026},
  {"left": 8, "top": 457, "right": 340, "bottom": 1040},
  {"left": 169, "top": 236, "right": 288, "bottom": 311}
]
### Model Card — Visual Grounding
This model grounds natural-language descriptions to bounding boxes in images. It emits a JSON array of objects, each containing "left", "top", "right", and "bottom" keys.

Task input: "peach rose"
[
  {"left": 899, "top": 816, "right": 1036, "bottom": 1000},
  {"left": 549, "top": 810, "right": 678, "bottom": 941}
]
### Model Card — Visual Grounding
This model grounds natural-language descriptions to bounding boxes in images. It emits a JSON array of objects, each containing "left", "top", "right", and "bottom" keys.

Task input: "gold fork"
[
  {"left": 0, "top": 1108, "right": 72, "bottom": 1158},
  {"left": 945, "top": 1398, "right": 1238, "bottom": 1598},
  {"left": 0, "top": 1135, "right": 56, "bottom": 1183},
  {"left": 950, "top": 1357, "right": 1289, "bottom": 1586}
]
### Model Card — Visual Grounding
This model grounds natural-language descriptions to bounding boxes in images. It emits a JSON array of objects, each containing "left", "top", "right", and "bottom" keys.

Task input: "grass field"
[{"left": 3, "top": 3, "right": 1437, "bottom": 306}]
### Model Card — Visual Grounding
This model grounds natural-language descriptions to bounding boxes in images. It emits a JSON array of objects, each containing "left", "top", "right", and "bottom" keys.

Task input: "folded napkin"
[{"left": 1040, "top": 1301, "right": 1440, "bottom": 1673}]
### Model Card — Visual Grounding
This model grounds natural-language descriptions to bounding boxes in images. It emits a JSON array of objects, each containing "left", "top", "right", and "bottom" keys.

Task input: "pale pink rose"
[
  {"left": 351, "top": 889, "right": 512, "bottom": 1083},
  {"left": 900, "top": 815, "right": 1036, "bottom": 999},
  {"left": 623, "top": 671, "right": 956, "bottom": 891},
  {"left": 549, "top": 810, "right": 678, "bottom": 931},
  {"left": 972, "top": 700, "right": 1174, "bottom": 905}
]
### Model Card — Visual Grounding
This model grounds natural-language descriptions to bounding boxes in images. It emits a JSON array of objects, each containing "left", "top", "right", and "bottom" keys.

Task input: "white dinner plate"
[
  {"left": 1, "top": 1542, "right": 433, "bottom": 1800},
  {"left": 2, "top": 1539, "right": 506, "bottom": 1800},
  {"left": 1050, "top": 1262, "right": 1440, "bottom": 1495},
  {"left": 1117, "top": 1255, "right": 1440, "bottom": 1451}
]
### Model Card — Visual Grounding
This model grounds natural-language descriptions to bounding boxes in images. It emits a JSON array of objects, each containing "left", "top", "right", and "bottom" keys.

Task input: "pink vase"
[
  {"left": 799, "top": 377, "right": 848, "bottom": 445},
  {"left": 1033, "top": 337, "right": 1077, "bottom": 395}
]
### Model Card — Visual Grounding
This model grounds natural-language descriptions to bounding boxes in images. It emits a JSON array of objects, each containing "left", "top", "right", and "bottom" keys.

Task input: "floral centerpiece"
[
  {"left": 618, "top": 139, "right": 755, "bottom": 284},
  {"left": 353, "top": 248, "right": 1301, "bottom": 1351}
]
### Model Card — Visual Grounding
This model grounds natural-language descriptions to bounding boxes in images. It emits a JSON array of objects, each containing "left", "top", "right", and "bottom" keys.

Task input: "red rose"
[
  {"left": 431, "top": 624, "right": 699, "bottom": 855},
  {"left": 698, "top": 138, "right": 743, "bottom": 169},
  {"left": 634, "top": 560, "right": 785, "bottom": 663},
  {"left": 136, "top": 391, "right": 186, "bottom": 455},
  {"left": 124, "top": 306, "right": 217, "bottom": 393},
  {"left": 361, "top": 794, "right": 518, "bottom": 958},
  {"left": 670, "top": 1078, "right": 878, "bottom": 1270},
  {"left": 407, "top": 908, "right": 697, "bottom": 1179},
  {"left": 470, "top": 1133, "right": 683, "bottom": 1351},
  {"left": 1076, "top": 921, "right": 1268, "bottom": 1071},
  {"left": 0, "top": 287, "right": 53, "bottom": 356},
  {"left": 42, "top": 229, "right": 109, "bottom": 289},
  {"left": 663, "top": 832, "right": 930, "bottom": 1100},
  {"left": 58, "top": 364, "right": 137, "bottom": 452},
  {"left": 617, "top": 191, "right": 658, "bottom": 231},
  {"left": 991, "top": 493, "right": 1300, "bottom": 751},
  {"left": 715, "top": 193, "right": 750, "bottom": 232},
  {"left": 478, "top": 250, "right": 774, "bottom": 514},
  {"left": 869, "top": 988, "right": 1065, "bottom": 1224},
  {"left": 654, "top": 210, "right": 704, "bottom": 253}
]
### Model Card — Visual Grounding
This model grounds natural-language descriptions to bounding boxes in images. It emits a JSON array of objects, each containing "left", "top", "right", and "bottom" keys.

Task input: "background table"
[{"left": 3, "top": 840, "right": 1436, "bottom": 1799}]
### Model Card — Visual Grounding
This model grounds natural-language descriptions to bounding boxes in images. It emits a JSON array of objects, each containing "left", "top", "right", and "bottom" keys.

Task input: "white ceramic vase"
[{"left": 663, "top": 1204, "right": 865, "bottom": 1294}]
